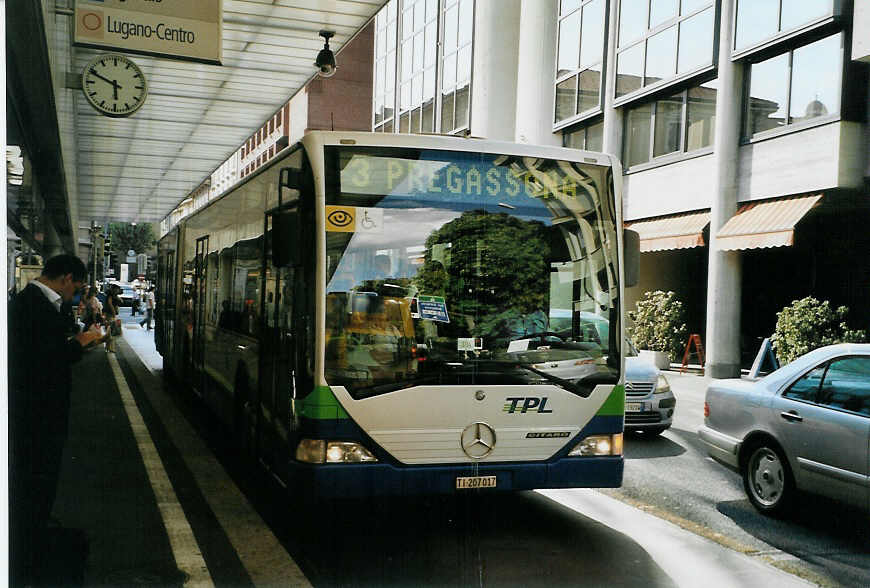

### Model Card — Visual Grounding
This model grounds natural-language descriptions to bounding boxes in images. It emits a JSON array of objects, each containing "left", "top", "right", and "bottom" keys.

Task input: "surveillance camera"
[{"left": 315, "top": 30, "right": 337, "bottom": 78}]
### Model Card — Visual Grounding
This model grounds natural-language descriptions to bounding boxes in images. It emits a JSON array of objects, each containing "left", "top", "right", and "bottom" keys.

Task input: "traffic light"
[{"left": 103, "top": 234, "right": 111, "bottom": 256}]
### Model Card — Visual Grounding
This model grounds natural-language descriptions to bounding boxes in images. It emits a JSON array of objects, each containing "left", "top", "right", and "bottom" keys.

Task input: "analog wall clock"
[{"left": 81, "top": 53, "right": 148, "bottom": 118}]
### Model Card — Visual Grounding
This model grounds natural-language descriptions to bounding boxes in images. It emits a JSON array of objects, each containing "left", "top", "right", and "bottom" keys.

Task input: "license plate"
[
  {"left": 625, "top": 402, "right": 644, "bottom": 412},
  {"left": 456, "top": 475, "right": 497, "bottom": 489}
]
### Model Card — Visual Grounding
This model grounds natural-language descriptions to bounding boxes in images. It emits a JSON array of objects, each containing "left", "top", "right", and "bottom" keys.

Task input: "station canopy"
[{"left": 73, "top": 0, "right": 387, "bottom": 225}]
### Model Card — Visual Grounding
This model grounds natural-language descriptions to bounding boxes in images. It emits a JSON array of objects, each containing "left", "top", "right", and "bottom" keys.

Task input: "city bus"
[{"left": 156, "top": 131, "right": 638, "bottom": 499}]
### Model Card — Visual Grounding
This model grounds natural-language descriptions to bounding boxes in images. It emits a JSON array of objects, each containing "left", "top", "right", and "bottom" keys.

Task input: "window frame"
[
  {"left": 622, "top": 78, "right": 717, "bottom": 172},
  {"left": 561, "top": 117, "right": 605, "bottom": 150},
  {"left": 613, "top": 0, "right": 718, "bottom": 108},
  {"left": 782, "top": 355, "right": 870, "bottom": 417},
  {"left": 741, "top": 31, "right": 845, "bottom": 144},
  {"left": 730, "top": 0, "right": 840, "bottom": 61},
  {"left": 553, "top": 0, "right": 609, "bottom": 131},
  {"left": 372, "top": 0, "right": 475, "bottom": 136}
]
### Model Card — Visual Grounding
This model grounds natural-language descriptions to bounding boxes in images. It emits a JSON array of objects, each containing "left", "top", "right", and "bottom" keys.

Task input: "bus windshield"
[{"left": 323, "top": 146, "right": 621, "bottom": 399}]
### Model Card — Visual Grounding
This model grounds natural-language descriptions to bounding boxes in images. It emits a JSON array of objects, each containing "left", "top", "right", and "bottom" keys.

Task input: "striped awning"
[
  {"left": 625, "top": 210, "right": 711, "bottom": 252},
  {"left": 715, "top": 194, "right": 823, "bottom": 251}
]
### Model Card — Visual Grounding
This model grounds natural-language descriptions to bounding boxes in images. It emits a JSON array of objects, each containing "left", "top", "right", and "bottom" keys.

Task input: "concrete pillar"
[
  {"left": 469, "top": 0, "right": 521, "bottom": 141},
  {"left": 704, "top": 0, "right": 743, "bottom": 378},
  {"left": 514, "top": 0, "right": 560, "bottom": 146},
  {"left": 602, "top": 0, "right": 623, "bottom": 160}
]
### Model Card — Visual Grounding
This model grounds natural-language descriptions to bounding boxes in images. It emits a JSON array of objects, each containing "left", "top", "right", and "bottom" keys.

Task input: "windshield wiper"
[{"left": 513, "top": 363, "right": 593, "bottom": 398}]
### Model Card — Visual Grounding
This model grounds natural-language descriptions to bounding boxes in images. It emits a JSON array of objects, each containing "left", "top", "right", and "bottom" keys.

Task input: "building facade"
[{"left": 368, "top": 0, "right": 870, "bottom": 376}]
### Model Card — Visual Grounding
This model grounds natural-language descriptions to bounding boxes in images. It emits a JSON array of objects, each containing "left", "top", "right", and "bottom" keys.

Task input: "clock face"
[{"left": 82, "top": 54, "right": 148, "bottom": 118}]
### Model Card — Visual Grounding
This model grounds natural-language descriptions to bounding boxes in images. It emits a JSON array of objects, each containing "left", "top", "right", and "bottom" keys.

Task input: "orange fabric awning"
[
  {"left": 715, "top": 194, "right": 822, "bottom": 251},
  {"left": 625, "top": 210, "right": 710, "bottom": 252}
]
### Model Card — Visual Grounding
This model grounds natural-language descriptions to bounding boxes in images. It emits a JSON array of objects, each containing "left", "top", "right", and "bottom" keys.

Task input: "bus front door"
[
  {"left": 257, "top": 212, "right": 296, "bottom": 480},
  {"left": 190, "top": 235, "right": 208, "bottom": 394}
]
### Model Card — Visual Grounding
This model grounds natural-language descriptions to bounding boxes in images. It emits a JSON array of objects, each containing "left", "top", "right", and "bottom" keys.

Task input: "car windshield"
[{"left": 322, "top": 146, "right": 622, "bottom": 399}]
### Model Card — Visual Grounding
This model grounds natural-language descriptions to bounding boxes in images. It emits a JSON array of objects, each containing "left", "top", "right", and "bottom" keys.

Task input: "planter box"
[{"left": 639, "top": 350, "right": 670, "bottom": 370}]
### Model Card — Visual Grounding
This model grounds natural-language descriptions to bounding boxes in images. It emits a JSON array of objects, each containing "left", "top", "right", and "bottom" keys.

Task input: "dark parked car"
[{"left": 699, "top": 344, "right": 870, "bottom": 516}]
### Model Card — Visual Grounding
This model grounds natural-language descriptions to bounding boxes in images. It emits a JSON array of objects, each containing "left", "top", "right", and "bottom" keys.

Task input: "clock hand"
[{"left": 89, "top": 69, "right": 117, "bottom": 86}]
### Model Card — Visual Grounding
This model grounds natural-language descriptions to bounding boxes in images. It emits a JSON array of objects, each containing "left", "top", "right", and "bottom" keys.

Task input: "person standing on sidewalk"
[
  {"left": 103, "top": 284, "right": 122, "bottom": 353},
  {"left": 8, "top": 254, "right": 104, "bottom": 586},
  {"left": 140, "top": 286, "right": 155, "bottom": 331}
]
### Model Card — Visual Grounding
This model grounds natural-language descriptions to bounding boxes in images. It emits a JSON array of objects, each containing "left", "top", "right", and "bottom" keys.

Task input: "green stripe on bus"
[
  {"left": 300, "top": 385, "right": 350, "bottom": 420},
  {"left": 596, "top": 385, "right": 625, "bottom": 416}
]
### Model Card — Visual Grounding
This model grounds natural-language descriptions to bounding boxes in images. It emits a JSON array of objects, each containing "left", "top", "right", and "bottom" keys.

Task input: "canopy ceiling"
[{"left": 72, "top": 0, "right": 385, "bottom": 225}]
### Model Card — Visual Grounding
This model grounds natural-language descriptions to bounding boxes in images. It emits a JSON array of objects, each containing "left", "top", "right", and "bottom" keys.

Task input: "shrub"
[
  {"left": 628, "top": 290, "right": 688, "bottom": 360},
  {"left": 772, "top": 297, "right": 866, "bottom": 364}
]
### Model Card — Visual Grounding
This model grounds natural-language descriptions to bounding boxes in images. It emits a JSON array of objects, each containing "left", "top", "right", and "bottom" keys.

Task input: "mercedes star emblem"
[{"left": 460, "top": 422, "right": 496, "bottom": 459}]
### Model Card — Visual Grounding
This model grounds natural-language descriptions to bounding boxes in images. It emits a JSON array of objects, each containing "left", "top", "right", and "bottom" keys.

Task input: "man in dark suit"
[{"left": 8, "top": 254, "right": 103, "bottom": 586}]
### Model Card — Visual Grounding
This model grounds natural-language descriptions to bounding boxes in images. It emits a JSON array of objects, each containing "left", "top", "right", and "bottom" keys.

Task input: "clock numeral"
[
  {"left": 134, "top": 96, "right": 141, "bottom": 102},
  {"left": 89, "top": 91, "right": 97, "bottom": 97}
]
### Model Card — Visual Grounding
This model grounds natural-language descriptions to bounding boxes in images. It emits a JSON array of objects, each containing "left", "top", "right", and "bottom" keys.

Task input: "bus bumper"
[{"left": 287, "top": 456, "right": 623, "bottom": 499}]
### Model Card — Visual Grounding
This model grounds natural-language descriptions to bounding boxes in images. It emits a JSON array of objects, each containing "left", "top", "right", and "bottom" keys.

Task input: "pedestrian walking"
[
  {"left": 78, "top": 285, "right": 103, "bottom": 330},
  {"left": 104, "top": 284, "right": 122, "bottom": 353},
  {"left": 140, "top": 286, "right": 155, "bottom": 331},
  {"left": 132, "top": 285, "right": 141, "bottom": 316},
  {"left": 8, "top": 254, "right": 103, "bottom": 586}
]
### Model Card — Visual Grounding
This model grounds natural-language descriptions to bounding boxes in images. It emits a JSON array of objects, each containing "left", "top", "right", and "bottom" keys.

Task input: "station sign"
[{"left": 75, "top": 0, "right": 222, "bottom": 65}]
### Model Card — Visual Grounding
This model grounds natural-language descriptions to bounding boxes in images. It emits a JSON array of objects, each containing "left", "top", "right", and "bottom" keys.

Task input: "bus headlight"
[
  {"left": 654, "top": 375, "right": 671, "bottom": 394},
  {"left": 295, "top": 439, "right": 379, "bottom": 463},
  {"left": 568, "top": 433, "right": 623, "bottom": 456}
]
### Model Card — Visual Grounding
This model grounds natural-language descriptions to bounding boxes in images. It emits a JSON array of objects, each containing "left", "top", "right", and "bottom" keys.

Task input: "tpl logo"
[{"left": 503, "top": 397, "right": 553, "bottom": 414}]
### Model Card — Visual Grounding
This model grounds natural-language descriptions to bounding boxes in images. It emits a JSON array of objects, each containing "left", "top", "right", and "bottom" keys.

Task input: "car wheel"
[{"left": 742, "top": 442, "right": 795, "bottom": 517}]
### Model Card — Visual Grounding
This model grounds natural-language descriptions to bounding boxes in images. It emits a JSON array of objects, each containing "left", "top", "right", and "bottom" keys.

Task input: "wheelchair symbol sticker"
[{"left": 356, "top": 207, "right": 383, "bottom": 233}]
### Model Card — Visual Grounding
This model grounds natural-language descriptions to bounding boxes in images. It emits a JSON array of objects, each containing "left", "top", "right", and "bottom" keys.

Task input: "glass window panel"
[
  {"left": 424, "top": 67, "right": 435, "bottom": 101},
  {"left": 677, "top": 7, "right": 714, "bottom": 74},
  {"left": 422, "top": 99, "right": 435, "bottom": 133},
  {"left": 619, "top": 0, "right": 648, "bottom": 46},
  {"left": 385, "top": 92, "right": 395, "bottom": 120},
  {"left": 578, "top": 66, "right": 602, "bottom": 113},
  {"left": 414, "top": 0, "right": 425, "bottom": 30},
  {"left": 377, "top": 29, "right": 386, "bottom": 56},
  {"left": 558, "top": 11, "right": 582, "bottom": 76},
  {"left": 444, "top": 5, "right": 458, "bottom": 51},
  {"left": 425, "top": 23, "right": 437, "bottom": 66},
  {"left": 388, "top": 0, "right": 397, "bottom": 22},
  {"left": 735, "top": 0, "right": 778, "bottom": 51},
  {"left": 680, "top": 0, "right": 709, "bottom": 15},
  {"left": 653, "top": 94, "right": 683, "bottom": 157},
  {"left": 455, "top": 84, "right": 470, "bottom": 129},
  {"left": 650, "top": 0, "right": 678, "bottom": 28},
  {"left": 457, "top": 46, "right": 472, "bottom": 82},
  {"left": 626, "top": 103, "right": 652, "bottom": 166},
  {"left": 413, "top": 73, "right": 423, "bottom": 106},
  {"left": 616, "top": 42, "right": 644, "bottom": 97},
  {"left": 789, "top": 34, "right": 841, "bottom": 124},
  {"left": 443, "top": 53, "right": 456, "bottom": 88},
  {"left": 387, "top": 51, "right": 396, "bottom": 88},
  {"left": 413, "top": 32, "right": 424, "bottom": 70},
  {"left": 384, "top": 119, "right": 394, "bottom": 133},
  {"left": 459, "top": 0, "right": 473, "bottom": 46},
  {"left": 441, "top": 90, "right": 455, "bottom": 131},
  {"left": 402, "top": 8, "right": 414, "bottom": 39},
  {"left": 427, "top": 0, "right": 437, "bottom": 20},
  {"left": 644, "top": 25, "right": 677, "bottom": 86},
  {"left": 411, "top": 107, "right": 422, "bottom": 133},
  {"left": 402, "top": 40, "right": 413, "bottom": 79},
  {"left": 401, "top": 81, "right": 412, "bottom": 110},
  {"left": 555, "top": 75, "right": 578, "bottom": 122},
  {"left": 747, "top": 53, "right": 788, "bottom": 134},
  {"left": 784, "top": 365, "right": 826, "bottom": 402},
  {"left": 388, "top": 21, "right": 397, "bottom": 49},
  {"left": 399, "top": 111, "right": 410, "bottom": 133},
  {"left": 563, "top": 126, "right": 585, "bottom": 149},
  {"left": 579, "top": 0, "right": 606, "bottom": 69},
  {"left": 819, "top": 357, "right": 870, "bottom": 414},
  {"left": 687, "top": 80, "right": 717, "bottom": 150},
  {"left": 561, "top": 0, "right": 581, "bottom": 15},
  {"left": 374, "top": 96, "right": 384, "bottom": 124},
  {"left": 586, "top": 121, "right": 604, "bottom": 151},
  {"left": 781, "top": 0, "right": 832, "bottom": 32},
  {"left": 376, "top": 58, "right": 385, "bottom": 94}
]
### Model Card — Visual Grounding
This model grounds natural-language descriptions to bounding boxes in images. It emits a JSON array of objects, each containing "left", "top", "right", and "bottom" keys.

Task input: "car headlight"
[
  {"left": 568, "top": 433, "right": 623, "bottom": 456},
  {"left": 654, "top": 374, "right": 671, "bottom": 394},
  {"left": 295, "top": 439, "right": 379, "bottom": 463}
]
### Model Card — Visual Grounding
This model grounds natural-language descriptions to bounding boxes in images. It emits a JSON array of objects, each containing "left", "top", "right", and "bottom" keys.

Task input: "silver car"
[
  {"left": 624, "top": 340, "right": 676, "bottom": 436},
  {"left": 699, "top": 343, "right": 870, "bottom": 516}
]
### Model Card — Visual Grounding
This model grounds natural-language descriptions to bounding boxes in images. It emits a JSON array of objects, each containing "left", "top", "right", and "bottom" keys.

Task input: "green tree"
[
  {"left": 628, "top": 290, "right": 688, "bottom": 360},
  {"left": 772, "top": 297, "right": 866, "bottom": 364},
  {"left": 106, "top": 222, "right": 156, "bottom": 258},
  {"left": 413, "top": 210, "right": 552, "bottom": 339}
]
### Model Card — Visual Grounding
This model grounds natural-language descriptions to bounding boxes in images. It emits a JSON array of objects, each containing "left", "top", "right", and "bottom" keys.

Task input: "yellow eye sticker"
[{"left": 326, "top": 206, "right": 356, "bottom": 232}]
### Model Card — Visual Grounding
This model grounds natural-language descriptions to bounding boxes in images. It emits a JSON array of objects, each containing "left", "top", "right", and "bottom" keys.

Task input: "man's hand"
[{"left": 75, "top": 324, "right": 104, "bottom": 348}]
